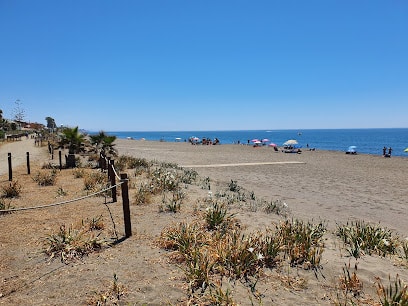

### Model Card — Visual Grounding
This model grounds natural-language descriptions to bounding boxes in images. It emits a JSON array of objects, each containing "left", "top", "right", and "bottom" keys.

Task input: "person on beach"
[
  {"left": 383, "top": 146, "right": 387, "bottom": 156},
  {"left": 388, "top": 147, "right": 392, "bottom": 156}
]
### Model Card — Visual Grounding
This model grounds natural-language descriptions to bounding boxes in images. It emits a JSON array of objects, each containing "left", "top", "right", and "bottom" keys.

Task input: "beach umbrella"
[
  {"left": 404, "top": 148, "right": 408, "bottom": 152},
  {"left": 252, "top": 140, "right": 262, "bottom": 147},
  {"left": 261, "top": 138, "right": 270, "bottom": 143},
  {"left": 268, "top": 143, "right": 277, "bottom": 147},
  {"left": 251, "top": 139, "right": 260, "bottom": 143},
  {"left": 283, "top": 139, "right": 298, "bottom": 146},
  {"left": 347, "top": 146, "right": 357, "bottom": 153}
]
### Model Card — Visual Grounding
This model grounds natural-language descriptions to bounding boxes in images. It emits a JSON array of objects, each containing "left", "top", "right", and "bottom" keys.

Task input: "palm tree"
[
  {"left": 0, "top": 109, "right": 3, "bottom": 130},
  {"left": 59, "top": 126, "right": 85, "bottom": 154},
  {"left": 90, "top": 131, "right": 117, "bottom": 156}
]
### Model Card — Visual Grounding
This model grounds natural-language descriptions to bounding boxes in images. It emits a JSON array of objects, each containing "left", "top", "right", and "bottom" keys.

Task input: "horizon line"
[{"left": 85, "top": 127, "right": 408, "bottom": 133}]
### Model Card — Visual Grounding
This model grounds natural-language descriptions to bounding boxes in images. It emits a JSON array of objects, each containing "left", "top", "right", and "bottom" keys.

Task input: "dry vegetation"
[{"left": 1, "top": 152, "right": 408, "bottom": 305}]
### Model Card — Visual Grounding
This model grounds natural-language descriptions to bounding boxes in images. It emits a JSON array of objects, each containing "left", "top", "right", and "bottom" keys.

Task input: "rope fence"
[
  {"left": 1, "top": 151, "right": 132, "bottom": 238},
  {"left": 111, "top": 161, "right": 121, "bottom": 180},
  {"left": 0, "top": 182, "right": 122, "bottom": 213}
]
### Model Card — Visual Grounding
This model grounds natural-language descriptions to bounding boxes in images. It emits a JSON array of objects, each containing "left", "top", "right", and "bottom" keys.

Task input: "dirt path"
[{"left": 0, "top": 137, "right": 48, "bottom": 176}]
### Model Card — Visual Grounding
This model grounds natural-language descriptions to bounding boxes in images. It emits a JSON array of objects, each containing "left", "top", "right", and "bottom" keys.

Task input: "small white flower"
[
  {"left": 257, "top": 253, "right": 264, "bottom": 260},
  {"left": 206, "top": 207, "right": 211, "bottom": 212},
  {"left": 382, "top": 239, "right": 390, "bottom": 246},
  {"left": 248, "top": 247, "right": 254, "bottom": 253},
  {"left": 283, "top": 202, "right": 288, "bottom": 208}
]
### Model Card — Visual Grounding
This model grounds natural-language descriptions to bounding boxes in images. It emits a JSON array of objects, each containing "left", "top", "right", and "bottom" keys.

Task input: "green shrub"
[
  {"left": 33, "top": 169, "right": 58, "bottom": 186},
  {"left": 0, "top": 198, "right": 14, "bottom": 215},
  {"left": 82, "top": 215, "right": 105, "bottom": 231},
  {"left": 44, "top": 223, "right": 106, "bottom": 262},
  {"left": 150, "top": 167, "right": 179, "bottom": 193},
  {"left": 376, "top": 275, "right": 408, "bottom": 305},
  {"left": 129, "top": 157, "right": 150, "bottom": 169},
  {"left": 205, "top": 201, "right": 234, "bottom": 230},
  {"left": 2, "top": 180, "right": 22, "bottom": 198},
  {"left": 134, "top": 183, "right": 152, "bottom": 205},
  {"left": 160, "top": 221, "right": 206, "bottom": 254},
  {"left": 228, "top": 180, "right": 241, "bottom": 192},
  {"left": 56, "top": 187, "right": 67, "bottom": 197},
  {"left": 264, "top": 199, "right": 289, "bottom": 216},
  {"left": 163, "top": 189, "right": 185, "bottom": 213},
  {"left": 277, "top": 219, "right": 326, "bottom": 269},
  {"left": 72, "top": 168, "right": 85, "bottom": 178},
  {"left": 83, "top": 172, "right": 107, "bottom": 192},
  {"left": 336, "top": 220, "right": 398, "bottom": 258},
  {"left": 181, "top": 168, "right": 198, "bottom": 184},
  {"left": 116, "top": 155, "right": 150, "bottom": 172},
  {"left": 41, "top": 162, "right": 57, "bottom": 169}
]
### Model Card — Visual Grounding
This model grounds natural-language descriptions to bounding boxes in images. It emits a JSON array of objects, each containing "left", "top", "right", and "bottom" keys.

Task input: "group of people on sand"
[
  {"left": 189, "top": 137, "right": 220, "bottom": 145},
  {"left": 383, "top": 146, "right": 392, "bottom": 157}
]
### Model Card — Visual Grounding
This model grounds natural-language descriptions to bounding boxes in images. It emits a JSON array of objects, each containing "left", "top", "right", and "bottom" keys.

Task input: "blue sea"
[{"left": 107, "top": 128, "right": 408, "bottom": 157}]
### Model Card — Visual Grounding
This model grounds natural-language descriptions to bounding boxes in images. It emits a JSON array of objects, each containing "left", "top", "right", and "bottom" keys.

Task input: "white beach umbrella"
[{"left": 283, "top": 139, "right": 298, "bottom": 146}]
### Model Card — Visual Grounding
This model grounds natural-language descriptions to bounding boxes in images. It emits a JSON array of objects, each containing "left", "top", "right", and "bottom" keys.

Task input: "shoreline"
[
  {"left": 108, "top": 127, "right": 408, "bottom": 157},
  {"left": 114, "top": 138, "right": 408, "bottom": 158}
]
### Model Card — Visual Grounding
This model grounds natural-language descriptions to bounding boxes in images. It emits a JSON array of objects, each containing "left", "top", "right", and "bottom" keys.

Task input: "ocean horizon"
[{"left": 106, "top": 128, "right": 408, "bottom": 157}]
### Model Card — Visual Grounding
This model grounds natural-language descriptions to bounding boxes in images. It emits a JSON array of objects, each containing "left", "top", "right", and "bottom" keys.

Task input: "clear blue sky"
[{"left": 1, "top": 1, "right": 407, "bottom": 131}]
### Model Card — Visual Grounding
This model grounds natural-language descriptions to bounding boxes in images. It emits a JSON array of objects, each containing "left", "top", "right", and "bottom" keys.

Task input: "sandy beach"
[
  {"left": 1, "top": 138, "right": 408, "bottom": 305},
  {"left": 115, "top": 139, "right": 408, "bottom": 235}
]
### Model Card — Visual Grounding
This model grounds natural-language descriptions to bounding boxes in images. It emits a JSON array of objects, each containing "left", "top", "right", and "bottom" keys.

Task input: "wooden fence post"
[
  {"left": 100, "top": 152, "right": 107, "bottom": 172},
  {"left": 110, "top": 160, "right": 117, "bottom": 203},
  {"left": 59, "top": 150, "right": 62, "bottom": 170},
  {"left": 107, "top": 157, "right": 111, "bottom": 178},
  {"left": 120, "top": 173, "right": 132, "bottom": 238},
  {"left": 8, "top": 153, "right": 12, "bottom": 181},
  {"left": 26, "top": 152, "right": 30, "bottom": 174},
  {"left": 99, "top": 152, "right": 104, "bottom": 170}
]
